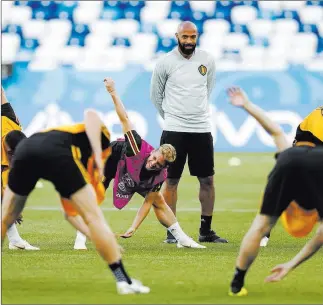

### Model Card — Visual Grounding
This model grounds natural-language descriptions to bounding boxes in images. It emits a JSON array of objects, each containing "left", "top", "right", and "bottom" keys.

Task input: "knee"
[
  {"left": 252, "top": 215, "right": 276, "bottom": 237},
  {"left": 198, "top": 176, "right": 214, "bottom": 188},
  {"left": 165, "top": 178, "right": 180, "bottom": 190}
]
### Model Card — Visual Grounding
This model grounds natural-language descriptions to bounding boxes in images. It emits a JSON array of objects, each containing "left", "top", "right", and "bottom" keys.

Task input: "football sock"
[
  {"left": 200, "top": 215, "right": 212, "bottom": 235},
  {"left": 231, "top": 267, "right": 247, "bottom": 293},
  {"left": 75, "top": 231, "right": 87, "bottom": 245},
  {"left": 109, "top": 260, "right": 132, "bottom": 284},
  {"left": 7, "top": 224, "right": 23, "bottom": 244},
  {"left": 167, "top": 222, "right": 187, "bottom": 241}
]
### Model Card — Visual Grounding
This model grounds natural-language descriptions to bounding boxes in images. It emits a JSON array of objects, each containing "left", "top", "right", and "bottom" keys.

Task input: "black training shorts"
[
  {"left": 260, "top": 146, "right": 323, "bottom": 219},
  {"left": 160, "top": 131, "right": 214, "bottom": 179},
  {"left": 8, "top": 131, "right": 89, "bottom": 198}
]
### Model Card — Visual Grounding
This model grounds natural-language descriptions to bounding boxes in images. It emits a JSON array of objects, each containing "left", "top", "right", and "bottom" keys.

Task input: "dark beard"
[{"left": 178, "top": 39, "right": 196, "bottom": 55}]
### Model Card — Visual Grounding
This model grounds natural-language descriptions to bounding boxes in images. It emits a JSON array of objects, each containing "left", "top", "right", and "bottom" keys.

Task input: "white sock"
[
  {"left": 75, "top": 231, "right": 87, "bottom": 245},
  {"left": 7, "top": 224, "right": 23, "bottom": 244},
  {"left": 167, "top": 222, "right": 189, "bottom": 241}
]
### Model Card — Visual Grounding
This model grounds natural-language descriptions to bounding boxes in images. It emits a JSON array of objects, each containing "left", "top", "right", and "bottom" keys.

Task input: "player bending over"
[
  {"left": 1, "top": 108, "right": 150, "bottom": 295},
  {"left": 227, "top": 87, "right": 323, "bottom": 247},
  {"left": 65, "top": 78, "right": 205, "bottom": 250},
  {"left": 226, "top": 87, "right": 323, "bottom": 296},
  {"left": 1, "top": 86, "right": 39, "bottom": 250}
]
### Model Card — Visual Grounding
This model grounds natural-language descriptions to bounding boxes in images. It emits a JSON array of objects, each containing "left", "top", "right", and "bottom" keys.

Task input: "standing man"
[{"left": 150, "top": 21, "right": 227, "bottom": 244}]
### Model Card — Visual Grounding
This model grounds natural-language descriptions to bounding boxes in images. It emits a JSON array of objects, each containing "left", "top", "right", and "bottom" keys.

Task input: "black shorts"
[
  {"left": 160, "top": 131, "right": 214, "bottom": 179},
  {"left": 260, "top": 146, "right": 323, "bottom": 219},
  {"left": 8, "top": 132, "right": 89, "bottom": 198}
]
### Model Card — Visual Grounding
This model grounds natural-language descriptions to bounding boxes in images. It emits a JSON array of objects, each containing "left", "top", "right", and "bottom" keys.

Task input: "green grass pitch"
[{"left": 2, "top": 153, "right": 323, "bottom": 304}]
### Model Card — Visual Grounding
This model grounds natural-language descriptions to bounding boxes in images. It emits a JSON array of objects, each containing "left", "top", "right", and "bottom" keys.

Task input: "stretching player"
[
  {"left": 1, "top": 109, "right": 150, "bottom": 295},
  {"left": 66, "top": 78, "right": 205, "bottom": 250},
  {"left": 227, "top": 87, "right": 323, "bottom": 296},
  {"left": 227, "top": 87, "right": 323, "bottom": 247},
  {"left": 1, "top": 86, "right": 39, "bottom": 250}
]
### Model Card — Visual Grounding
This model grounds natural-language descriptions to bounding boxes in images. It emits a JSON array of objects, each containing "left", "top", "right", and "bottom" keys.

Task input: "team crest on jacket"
[{"left": 198, "top": 65, "right": 207, "bottom": 76}]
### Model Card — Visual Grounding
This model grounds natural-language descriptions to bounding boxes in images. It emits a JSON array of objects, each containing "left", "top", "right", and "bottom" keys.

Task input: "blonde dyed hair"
[{"left": 158, "top": 144, "right": 176, "bottom": 163}]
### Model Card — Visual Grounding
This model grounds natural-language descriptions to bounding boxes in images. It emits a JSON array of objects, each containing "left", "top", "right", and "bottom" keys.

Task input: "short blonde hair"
[{"left": 158, "top": 144, "right": 176, "bottom": 163}]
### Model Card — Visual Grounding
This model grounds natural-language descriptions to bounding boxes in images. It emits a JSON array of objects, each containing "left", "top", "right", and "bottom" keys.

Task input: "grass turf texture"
[{"left": 2, "top": 153, "right": 323, "bottom": 304}]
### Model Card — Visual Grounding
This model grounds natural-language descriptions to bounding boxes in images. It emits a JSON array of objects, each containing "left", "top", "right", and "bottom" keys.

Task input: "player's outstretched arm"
[
  {"left": 265, "top": 221, "right": 323, "bottom": 283},
  {"left": 104, "top": 78, "right": 133, "bottom": 134},
  {"left": 227, "top": 87, "right": 290, "bottom": 152},
  {"left": 119, "top": 195, "right": 154, "bottom": 238},
  {"left": 84, "top": 109, "right": 104, "bottom": 179}
]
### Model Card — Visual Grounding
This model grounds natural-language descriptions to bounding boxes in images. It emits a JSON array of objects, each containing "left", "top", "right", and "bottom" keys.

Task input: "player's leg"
[
  {"left": 2, "top": 167, "right": 38, "bottom": 250},
  {"left": 1, "top": 151, "right": 39, "bottom": 249},
  {"left": 69, "top": 184, "right": 149, "bottom": 294},
  {"left": 229, "top": 215, "right": 277, "bottom": 296},
  {"left": 152, "top": 195, "right": 205, "bottom": 248},
  {"left": 1, "top": 187, "right": 28, "bottom": 242},
  {"left": 55, "top": 152, "right": 149, "bottom": 295},
  {"left": 187, "top": 132, "right": 228, "bottom": 243},
  {"left": 160, "top": 131, "right": 187, "bottom": 243}
]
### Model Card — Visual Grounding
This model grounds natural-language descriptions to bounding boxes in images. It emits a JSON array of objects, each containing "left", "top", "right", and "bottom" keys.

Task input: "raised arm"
[
  {"left": 227, "top": 87, "right": 290, "bottom": 152},
  {"left": 150, "top": 60, "right": 167, "bottom": 119},
  {"left": 104, "top": 78, "right": 133, "bottom": 134},
  {"left": 84, "top": 109, "right": 105, "bottom": 179},
  {"left": 265, "top": 221, "right": 323, "bottom": 282}
]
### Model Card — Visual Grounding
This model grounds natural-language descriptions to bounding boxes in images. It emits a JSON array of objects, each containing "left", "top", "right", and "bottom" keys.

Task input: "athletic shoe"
[
  {"left": 228, "top": 287, "right": 248, "bottom": 297},
  {"left": 9, "top": 240, "right": 40, "bottom": 250},
  {"left": 199, "top": 230, "right": 228, "bottom": 243},
  {"left": 117, "top": 279, "right": 150, "bottom": 295},
  {"left": 177, "top": 238, "right": 206, "bottom": 249}
]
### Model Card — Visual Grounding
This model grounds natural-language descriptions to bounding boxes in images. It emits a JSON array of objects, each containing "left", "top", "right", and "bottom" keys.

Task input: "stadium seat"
[
  {"left": 40, "top": 19, "right": 72, "bottom": 48},
  {"left": 140, "top": 1, "right": 171, "bottom": 23},
  {"left": 272, "top": 19, "right": 299, "bottom": 35},
  {"left": 231, "top": 5, "right": 258, "bottom": 24},
  {"left": 156, "top": 19, "right": 181, "bottom": 38},
  {"left": 2, "top": 33, "right": 21, "bottom": 64},
  {"left": 89, "top": 20, "right": 115, "bottom": 36},
  {"left": 190, "top": 1, "right": 216, "bottom": 16},
  {"left": 57, "top": 45, "right": 83, "bottom": 65},
  {"left": 203, "top": 19, "right": 231, "bottom": 36},
  {"left": 28, "top": 58, "right": 59, "bottom": 71},
  {"left": 2, "top": 1, "right": 14, "bottom": 28},
  {"left": 85, "top": 33, "right": 113, "bottom": 49},
  {"left": 223, "top": 33, "right": 249, "bottom": 50},
  {"left": 22, "top": 20, "right": 48, "bottom": 41},
  {"left": 299, "top": 6, "right": 323, "bottom": 24},
  {"left": 73, "top": 2, "right": 102, "bottom": 24},
  {"left": 112, "top": 19, "right": 140, "bottom": 36},
  {"left": 281, "top": 1, "right": 306, "bottom": 11},
  {"left": 248, "top": 19, "right": 274, "bottom": 38},
  {"left": 240, "top": 46, "right": 266, "bottom": 62},
  {"left": 8, "top": 6, "right": 32, "bottom": 25},
  {"left": 199, "top": 33, "right": 224, "bottom": 54},
  {"left": 258, "top": 1, "right": 282, "bottom": 11},
  {"left": 75, "top": 46, "right": 127, "bottom": 71},
  {"left": 128, "top": 33, "right": 158, "bottom": 63}
]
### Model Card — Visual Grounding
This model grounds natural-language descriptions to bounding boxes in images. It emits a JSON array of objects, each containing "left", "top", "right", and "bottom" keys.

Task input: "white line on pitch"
[{"left": 25, "top": 206, "right": 257, "bottom": 213}]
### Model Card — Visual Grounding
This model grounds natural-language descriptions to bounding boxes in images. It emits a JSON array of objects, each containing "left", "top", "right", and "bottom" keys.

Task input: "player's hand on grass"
[
  {"left": 265, "top": 262, "right": 293, "bottom": 283},
  {"left": 227, "top": 87, "right": 250, "bottom": 108},
  {"left": 104, "top": 78, "right": 116, "bottom": 95},
  {"left": 119, "top": 227, "right": 136, "bottom": 239}
]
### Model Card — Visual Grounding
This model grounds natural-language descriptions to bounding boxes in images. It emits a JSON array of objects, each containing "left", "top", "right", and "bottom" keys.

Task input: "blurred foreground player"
[
  {"left": 227, "top": 87, "right": 323, "bottom": 296},
  {"left": 1, "top": 86, "right": 39, "bottom": 250},
  {"left": 228, "top": 87, "right": 323, "bottom": 247},
  {"left": 67, "top": 78, "right": 205, "bottom": 250},
  {"left": 1, "top": 108, "right": 150, "bottom": 295}
]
